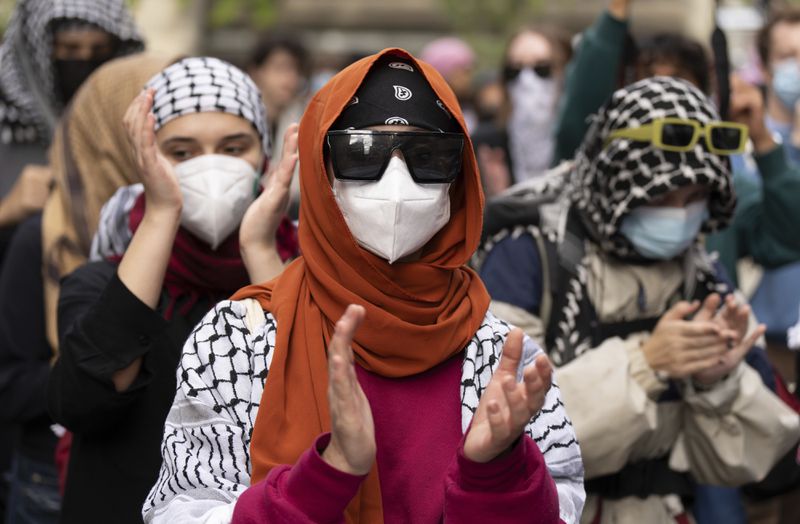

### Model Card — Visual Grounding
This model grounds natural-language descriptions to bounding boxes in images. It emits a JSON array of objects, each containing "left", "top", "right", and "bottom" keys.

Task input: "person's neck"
[{"left": 767, "top": 90, "right": 794, "bottom": 125}]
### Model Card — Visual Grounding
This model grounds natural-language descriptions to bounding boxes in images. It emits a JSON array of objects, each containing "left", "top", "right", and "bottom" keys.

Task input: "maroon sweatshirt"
[{"left": 232, "top": 355, "right": 562, "bottom": 523}]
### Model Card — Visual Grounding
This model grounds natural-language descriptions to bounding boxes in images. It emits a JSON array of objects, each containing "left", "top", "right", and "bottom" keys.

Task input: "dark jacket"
[{"left": 47, "top": 261, "right": 213, "bottom": 524}]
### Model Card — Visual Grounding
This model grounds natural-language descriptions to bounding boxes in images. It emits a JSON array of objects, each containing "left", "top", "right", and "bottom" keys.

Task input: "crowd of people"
[{"left": 1, "top": 0, "right": 800, "bottom": 523}]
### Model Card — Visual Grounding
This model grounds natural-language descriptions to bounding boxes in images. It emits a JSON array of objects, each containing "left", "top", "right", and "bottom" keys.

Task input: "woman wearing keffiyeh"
[
  {"left": 45, "top": 57, "right": 298, "bottom": 524},
  {"left": 479, "top": 76, "right": 800, "bottom": 523}
]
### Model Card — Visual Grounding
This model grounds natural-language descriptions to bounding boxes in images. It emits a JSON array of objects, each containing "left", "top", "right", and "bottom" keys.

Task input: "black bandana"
[{"left": 331, "top": 55, "right": 460, "bottom": 133}]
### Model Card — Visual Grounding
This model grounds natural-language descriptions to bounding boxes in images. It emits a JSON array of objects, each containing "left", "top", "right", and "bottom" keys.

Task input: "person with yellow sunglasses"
[{"left": 478, "top": 76, "right": 800, "bottom": 524}]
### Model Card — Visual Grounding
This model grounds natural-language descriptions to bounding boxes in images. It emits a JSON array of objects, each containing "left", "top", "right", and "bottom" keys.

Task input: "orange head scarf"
[{"left": 231, "top": 48, "right": 490, "bottom": 522}]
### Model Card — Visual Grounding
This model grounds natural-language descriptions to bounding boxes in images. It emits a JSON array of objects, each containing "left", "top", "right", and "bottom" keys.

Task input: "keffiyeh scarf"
[
  {"left": 145, "top": 57, "right": 271, "bottom": 155},
  {"left": 478, "top": 77, "right": 735, "bottom": 365},
  {"left": 0, "top": 0, "right": 142, "bottom": 145}
]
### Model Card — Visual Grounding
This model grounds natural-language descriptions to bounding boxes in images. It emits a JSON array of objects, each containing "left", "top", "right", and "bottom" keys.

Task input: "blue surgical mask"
[
  {"left": 772, "top": 59, "right": 800, "bottom": 111},
  {"left": 619, "top": 201, "right": 708, "bottom": 260}
]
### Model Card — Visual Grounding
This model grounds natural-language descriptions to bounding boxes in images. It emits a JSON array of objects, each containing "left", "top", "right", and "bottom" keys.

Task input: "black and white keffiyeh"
[
  {"left": 570, "top": 76, "right": 736, "bottom": 260},
  {"left": 0, "top": 0, "right": 143, "bottom": 145},
  {"left": 477, "top": 77, "right": 734, "bottom": 365},
  {"left": 145, "top": 57, "right": 271, "bottom": 155}
]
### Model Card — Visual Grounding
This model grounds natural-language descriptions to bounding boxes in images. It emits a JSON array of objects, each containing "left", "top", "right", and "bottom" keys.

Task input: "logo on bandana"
[
  {"left": 393, "top": 85, "right": 412, "bottom": 101},
  {"left": 385, "top": 116, "right": 409, "bottom": 125},
  {"left": 347, "top": 96, "right": 359, "bottom": 106},
  {"left": 388, "top": 62, "right": 414, "bottom": 72}
]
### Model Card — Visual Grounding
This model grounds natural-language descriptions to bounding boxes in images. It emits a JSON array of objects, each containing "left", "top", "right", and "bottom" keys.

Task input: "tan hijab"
[{"left": 42, "top": 52, "right": 173, "bottom": 352}]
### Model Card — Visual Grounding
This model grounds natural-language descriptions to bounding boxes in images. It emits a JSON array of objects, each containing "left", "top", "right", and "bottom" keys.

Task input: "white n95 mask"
[
  {"left": 173, "top": 154, "right": 258, "bottom": 249},
  {"left": 333, "top": 155, "right": 451, "bottom": 264}
]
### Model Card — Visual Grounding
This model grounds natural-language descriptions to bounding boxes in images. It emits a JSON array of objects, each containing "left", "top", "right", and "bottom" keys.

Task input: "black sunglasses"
[
  {"left": 326, "top": 130, "right": 465, "bottom": 184},
  {"left": 503, "top": 62, "right": 554, "bottom": 81}
]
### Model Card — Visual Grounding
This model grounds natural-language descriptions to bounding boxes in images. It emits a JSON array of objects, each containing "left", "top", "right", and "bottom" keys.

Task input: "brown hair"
[
  {"left": 502, "top": 24, "right": 573, "bottom": 75},
  {"left": 757, "top": 7, "right": 800, "bottom": 65}
]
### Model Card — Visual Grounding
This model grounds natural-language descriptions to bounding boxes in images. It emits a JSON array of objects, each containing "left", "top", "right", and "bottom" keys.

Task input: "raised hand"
[
  {"left": 321, "top": 305, "right": 376, "bottom": 476},
  {"left": 240, "top": 123, "right": 298, "bottom": 252},
  {"left": 464, "top": 329, "right": 552, "bottom": 463},
  {"left": 122, "top": 88, "right": 182, "bottom": 214},
  {"left": 239, "top": 124, "right": 299, "bottom": 283},
  {"left": 691, "top": 293, "right": 765, "bottom": 386},
  {"left": 641, "top": 300, "right": 737, "bottom": 380}
]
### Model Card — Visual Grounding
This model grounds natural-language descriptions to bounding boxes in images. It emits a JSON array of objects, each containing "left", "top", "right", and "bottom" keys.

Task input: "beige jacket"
[{"left": 490, "top": 249, "right": 800, "bottom": 524}]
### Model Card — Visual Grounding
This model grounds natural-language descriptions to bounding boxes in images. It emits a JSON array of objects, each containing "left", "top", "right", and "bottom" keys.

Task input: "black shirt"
[{"left": 47, "top": 261, "right": 213, "bottom": 524}]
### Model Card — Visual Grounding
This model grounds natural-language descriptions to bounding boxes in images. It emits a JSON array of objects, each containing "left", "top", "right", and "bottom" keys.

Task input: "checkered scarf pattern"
[
  {"left": 569, "top": 76, "right": 736, "bottom": 260},
  {"left": 145, "top": 57, "right": 270, "bottom": 156},
  {"left": 0, "top": 0, "right": 143, "bottom": 145}
]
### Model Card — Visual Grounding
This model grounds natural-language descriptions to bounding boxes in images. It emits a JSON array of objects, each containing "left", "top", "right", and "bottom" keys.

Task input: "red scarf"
[{"left": 125, "top": 194, "right": 298, "bottom": 318}]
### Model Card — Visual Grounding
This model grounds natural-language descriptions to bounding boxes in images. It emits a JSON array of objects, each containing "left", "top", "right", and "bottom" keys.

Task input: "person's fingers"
[
  {"left": 683, "top": 343, "right": 729, "bottom": 362},
  {"left": 662, "top": 300, "right": 700, "bottom": 322},
  {"left": 735, "top": 324, "right": 766, "bottom": 356},
  {"left": 497, "top": 329, "right": 524, "bottom": 375},
  {"left": 677, "top": 320, "right": 722, "bottom": 337},
  {"left": 501, "top": 375, "right": 529, "bottom": 425},
  {"left": 683, "top": 332, "right": 728, "bottom": 349},
  {"left": 330, "top": 305, "right": 366, "bottom": 362},
  {"left": 694, "top": 293, "right": 720, "bottom": 322},
  {"left": 487, "top": 399, "right": 510, "bottom": 443}
]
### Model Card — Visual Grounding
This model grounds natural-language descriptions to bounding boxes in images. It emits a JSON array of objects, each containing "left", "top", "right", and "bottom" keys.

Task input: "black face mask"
[{"left": 53, "top": 58, "right": 108, "bottom": 105}]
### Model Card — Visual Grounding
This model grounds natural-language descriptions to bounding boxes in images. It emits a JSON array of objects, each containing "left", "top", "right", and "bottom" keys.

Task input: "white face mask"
[
  {"left": 333, "top": 155, "right": 451, "bottom": 264},
  {"left": 173, "top": 154, "right": 259, "bottom": 249},
  {"left": 507, "top": 67, "right": 558, "bottom": 180}
]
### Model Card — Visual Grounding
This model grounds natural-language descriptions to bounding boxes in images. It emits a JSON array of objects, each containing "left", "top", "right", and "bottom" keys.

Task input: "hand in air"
[
  {"left": 240, "top": 123, "right": 299, "bottom": 252},
  {"left": 122, "top": 88, "right": 182, "bottom": 213},
  {"left": 321, "top": 305, "right": 376, "bottom": 476},
  {"left": 464, "top": 329, "right": 553, "bottom": 463},
  {"left": 690, "top": 293, "right": 765, "bottom": 386}
]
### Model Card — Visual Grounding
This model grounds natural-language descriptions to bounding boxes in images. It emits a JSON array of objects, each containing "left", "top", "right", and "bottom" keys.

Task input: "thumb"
[
  {"left": 661, "top": 300, "right": 700, "bottom": 322},
  {"left": 498, "top": 329, "right": 524, "bottom": 375}
]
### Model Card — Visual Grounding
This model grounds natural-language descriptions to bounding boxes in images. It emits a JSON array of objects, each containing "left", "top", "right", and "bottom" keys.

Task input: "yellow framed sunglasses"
[{"left": 605, "top": 117, "right": 749, "bottom": 155}]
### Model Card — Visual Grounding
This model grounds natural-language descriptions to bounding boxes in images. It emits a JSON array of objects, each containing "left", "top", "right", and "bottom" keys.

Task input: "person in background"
[
  {"left": 420, "top": 36, "right": 478, "bottom": 131},
  {"left": 0, "top": 53, "right": 169, "bottom": 524},
  {"left": 0, "top": 0, "right": 142, "bottom": 253},
  {"left": 478, "top": 76, "right": 800, "bottom": 524},
  {"left": 0, "top": 1, "right": 141, "bottom": 520},
  {"left": 543, "top": 2, "right": 800, "bottom": 521},
  {"left": 247, "top": 35, "right": 310, "bottom": 220},
  {"left": 473, "top": 25, "right": 572, "bottom": 196},
  {"left": 143, "top": 49, "right": 584, "bottom": 524},
  {"left": 46, "top": 57, "right": 298, "bottom": 524}
]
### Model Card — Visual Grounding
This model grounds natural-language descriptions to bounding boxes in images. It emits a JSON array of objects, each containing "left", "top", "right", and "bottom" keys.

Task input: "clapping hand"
[{"left": 463, "top": 329, "right": 553, "bottom": 463}]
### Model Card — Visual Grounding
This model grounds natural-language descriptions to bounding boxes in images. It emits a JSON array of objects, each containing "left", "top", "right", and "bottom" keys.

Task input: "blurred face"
[
  {"left": 53, "top": 28, "right": 116, "bottom": 61},
  {"left": 446, "top": 66, "right": 474, "bottom": 102},
  {"left": 647, "top": 184, "right": 709, "bottom": 209},
  {"left": 766, "top": 21, "right": 800, "bottom": 79},
  {"left": 506, "top": 31, "right": 558, "bottom": 76},
  {"left": 251, "top": 49, "right": 304, "bottom": 115},
  {"left": 156, "top": 112, "right": 263, "bottom": 170}
]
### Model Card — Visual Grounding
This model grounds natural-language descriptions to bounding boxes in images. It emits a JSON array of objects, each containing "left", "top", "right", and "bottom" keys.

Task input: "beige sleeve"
[
  {"left": 556, "top": 334, "right": 667, "bottom": 479},
  {"left": 488, "top": 300, "right": 545, "bottom": 346},
  {"left": 673, "top": 363, "right": 800, "bottom": 485}
]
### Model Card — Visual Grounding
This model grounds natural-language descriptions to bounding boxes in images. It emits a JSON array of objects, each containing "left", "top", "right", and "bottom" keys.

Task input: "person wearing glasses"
[
  {"left": 472, "top": 25, "right": 572, "bottom": 197},
  {"left": 142, "top": 49, "right": 585, "bottom": 524},
  {"left": 478, "top": 76, "right": 800, "bottom": 524}
]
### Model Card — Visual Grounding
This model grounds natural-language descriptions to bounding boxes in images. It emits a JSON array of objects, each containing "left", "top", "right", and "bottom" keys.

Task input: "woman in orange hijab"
[{"left": 143, "top": 49, "right": 584, "bottom": 524}]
